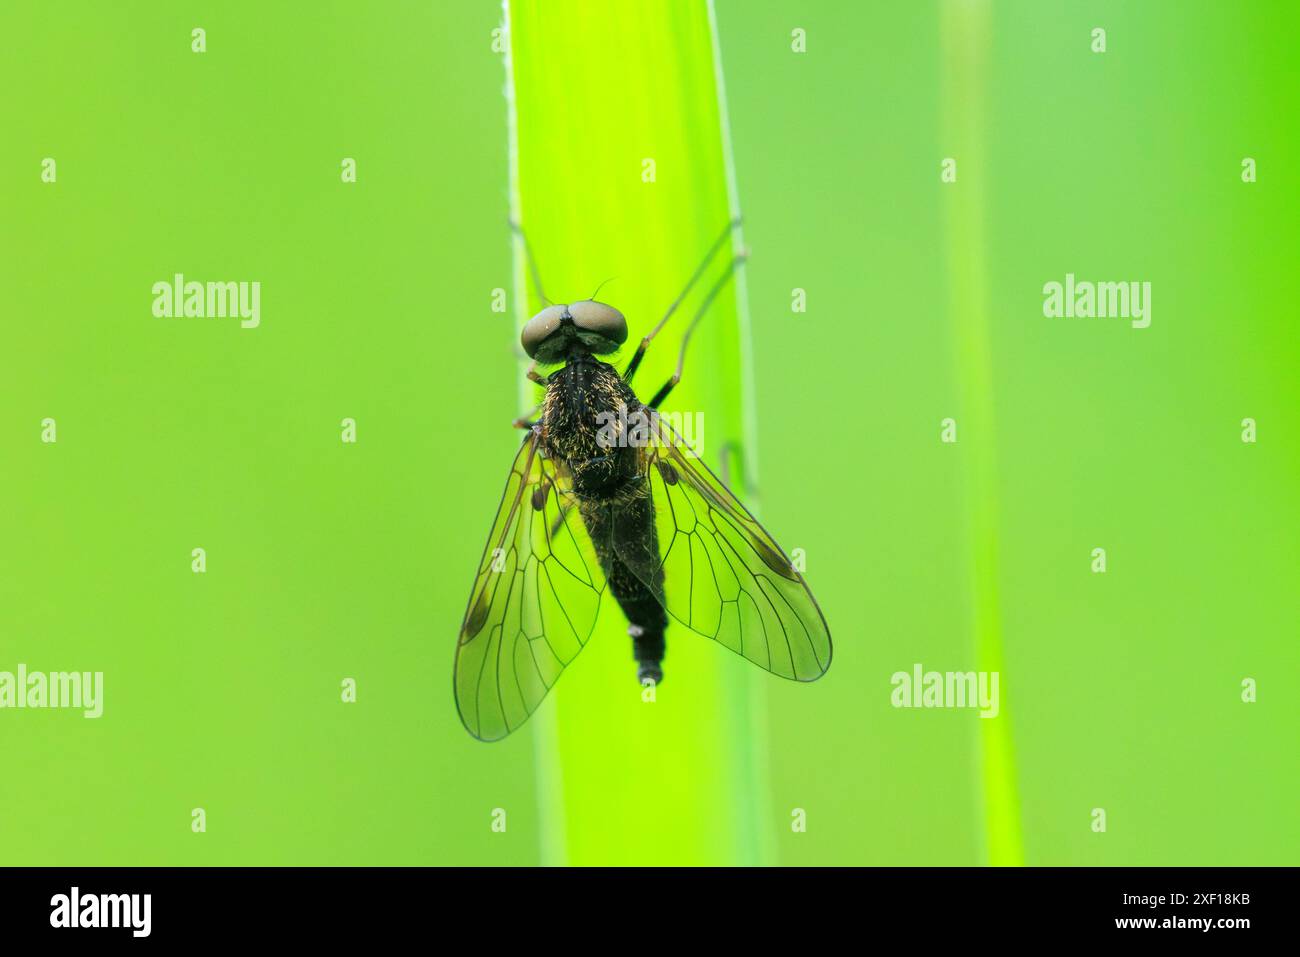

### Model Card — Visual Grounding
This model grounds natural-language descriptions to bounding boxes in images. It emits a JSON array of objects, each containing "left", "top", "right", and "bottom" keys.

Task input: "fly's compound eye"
[
  {"left": 568, "top": 300, "right": 627, "bottom": 350},
  {"left": 521, "top": 304, "right": 568, "bottom": 359}
]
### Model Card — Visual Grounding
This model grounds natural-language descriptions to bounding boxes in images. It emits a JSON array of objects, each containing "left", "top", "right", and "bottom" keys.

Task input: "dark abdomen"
[
  {"left": 543, "top": 358, "right": 668, "bottom": 677},
  {"left": 579, "top": 489, "right": 667, "bottom": 675}
]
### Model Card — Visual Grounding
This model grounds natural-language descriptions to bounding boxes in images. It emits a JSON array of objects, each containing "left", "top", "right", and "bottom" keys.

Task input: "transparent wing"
[
  {"left": 610, "top": 409, "right": 831, "bottom": 681},
  {"left": 455, "top": 428, "right": 605, "bottom": 741}
]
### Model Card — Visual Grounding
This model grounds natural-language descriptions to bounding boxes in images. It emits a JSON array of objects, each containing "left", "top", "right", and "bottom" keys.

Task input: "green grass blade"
[
  {"left": 940, "top": 0, "right": 1025, "bottom": 866},
  {"left": 504, "top": 0, "right": 767, "bottom": 866}
]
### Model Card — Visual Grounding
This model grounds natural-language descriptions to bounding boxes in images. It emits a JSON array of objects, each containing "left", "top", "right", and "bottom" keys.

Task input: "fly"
[{"left": 454, "top": 218, "right": 832, "bottom": 741}]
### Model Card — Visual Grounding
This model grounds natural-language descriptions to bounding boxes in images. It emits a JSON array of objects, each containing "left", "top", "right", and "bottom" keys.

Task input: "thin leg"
[
  {"left": 548, "top": 501, "right": 572, "bottom": 539},
  {"left": 623, "top": 216, "right": 741, "bottom": 384},
  {"left": 646, "top": 252, "right": 747, "bottom": 410},
  {"left": 512, "top": 359, "right": 546, "bottom": 430},
  {"left": 513, "top": 381, "right": 541, "bottom": 427},
  {"left": 508, "top": 219, "right": 551, "bottom": 308},
  {"left": 718, "top": 441, "right": 736, "bottom": 491},
  {"left": 716, "top": 441, "right": 754, "bottom": 497}
]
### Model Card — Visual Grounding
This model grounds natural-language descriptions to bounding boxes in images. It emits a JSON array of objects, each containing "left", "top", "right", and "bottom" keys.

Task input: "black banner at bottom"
[{"left": 0, "top": 866, "right": 1282, "bottom": 942}]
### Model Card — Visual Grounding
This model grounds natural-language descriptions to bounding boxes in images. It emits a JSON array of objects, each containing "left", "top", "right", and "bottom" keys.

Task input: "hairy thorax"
[{"left": 541, "top": 357, "right": 649, "bottom": 504}]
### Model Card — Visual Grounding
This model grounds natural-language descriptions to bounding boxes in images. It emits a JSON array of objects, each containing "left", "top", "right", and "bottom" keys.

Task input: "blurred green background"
[{"left": 1, "top": 0, "right": 1295, "bottom": 866}]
